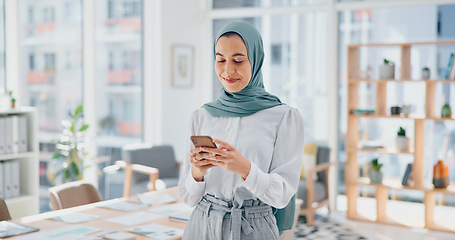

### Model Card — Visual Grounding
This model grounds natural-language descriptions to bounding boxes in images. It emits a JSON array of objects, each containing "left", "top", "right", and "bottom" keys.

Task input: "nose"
[{"left": 225, "top": 60, "right": 235, "bottom": 76}]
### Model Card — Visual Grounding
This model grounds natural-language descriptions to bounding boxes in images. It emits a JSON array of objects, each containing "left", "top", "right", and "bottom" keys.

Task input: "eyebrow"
[{"left": 215, "top": 52, "right": 246, "bottom": 57}]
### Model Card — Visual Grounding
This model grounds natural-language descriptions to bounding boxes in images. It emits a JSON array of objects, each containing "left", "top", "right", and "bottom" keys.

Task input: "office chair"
[
  {"left": 297, "top": 145, "right": 334, "bottom": 226},
  {"left": 106, "top": 144, "right": 180, "bottom": 197},
  {"left": 49, "top": 180, "right": 102, "bottom": 210},
  {"left": 0, "top": 198, "right": 12, "bottom": 220}
]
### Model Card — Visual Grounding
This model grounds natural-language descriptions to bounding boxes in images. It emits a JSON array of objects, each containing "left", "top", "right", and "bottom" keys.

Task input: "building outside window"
[
  {"left": 19, "top": 0, "right": 83, "bottom": 213},
  {"left": 95, "top": 0, "right": 143, "bottom": 199},
  {"left": 0, "top": 0, "right": 4, "bottom": 93}
]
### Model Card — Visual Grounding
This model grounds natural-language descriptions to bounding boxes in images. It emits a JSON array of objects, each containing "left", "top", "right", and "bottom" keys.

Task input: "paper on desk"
[
  {"left": 0, "top": 221, "right": 39, "bottom": 238},
  {"left": 13, "top": 224, "right": 100, "bottom": 240},
  {"left": 105, "top": 211, "right": 165, "bottom": 226},
  {"left": 149, "top": 203, "right": 193, "bottom": 216},
  {"left": 98, "top": 200, "right": 149, "bottom": 211},
  {"left": 137, "top": 193, "right": 177, "bottom": 205},
  {"left": 49, "top": 212, "right": 100, "bottom": 224},
  {"left": 126, "top": 223, "right": 183, "bottom": 240},
  {"left": 98, "top": 230, "right": 137, "bottom": 240}
]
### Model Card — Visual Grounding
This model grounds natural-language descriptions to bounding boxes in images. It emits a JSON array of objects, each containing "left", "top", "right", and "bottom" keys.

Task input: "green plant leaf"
[
  {"left": 52, "top": 152, "right": 65, "bottom": 160},
  {"left": 79, "top": 124, "right": 89, "bottom": 132},
  {"left": 70, "top": 161, "right": 80, "bottom": 179},
  {"left": 64, "top": 168, "right": 71, "bottom": 181},
  {"left": 74, "top": 104, "right": 83, "bottom": 117}
]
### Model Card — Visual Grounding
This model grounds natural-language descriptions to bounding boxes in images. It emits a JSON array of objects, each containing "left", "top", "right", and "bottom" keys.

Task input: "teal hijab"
[
  {"left": 202, "top": 21, "right": 282, "bottom": 117},
  {"left": 203, "top": 21, "right": 294, "bottom": 235}
]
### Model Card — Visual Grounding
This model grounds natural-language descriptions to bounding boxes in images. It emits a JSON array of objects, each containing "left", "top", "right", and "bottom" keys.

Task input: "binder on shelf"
[
  {"left": 446, "top": 53, "right": 454, "bottom": 79},
  {"left": 401, "top": 163, "right": 413, "bottom": 186},
  {"left": 0, "top": 161, "right": 4, "bottom": 198},
  {"left": 3, "top": 161, "right": 13, "bottom": 199},
  {"left": 12, "top": 160, "right": 20, "bottom": 198},
  {"left": 18, "top": 115, "right": 28, "bottom": 153},
  {"left": 4, "top": 116, "right": 13, "bottom": 155},
  {"left": 450, "top": 54, "right": 455, "bottom": 79},
  {"left": 0, "top": 117, "right": 5, "bottom": 155},
  {"left": 11, "top": 115, "right": 20, "bottom": 154}
]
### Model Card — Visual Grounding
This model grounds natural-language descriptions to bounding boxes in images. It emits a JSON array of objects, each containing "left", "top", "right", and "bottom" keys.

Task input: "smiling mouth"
[{"left": 224, "top": 77, "right": 239, "bottom": 83}]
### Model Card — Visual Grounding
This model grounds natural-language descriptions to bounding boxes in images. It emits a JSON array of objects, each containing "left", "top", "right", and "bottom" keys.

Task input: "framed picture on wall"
[{"left": 171, "top": 44, "right": 194, "bottom": 88}]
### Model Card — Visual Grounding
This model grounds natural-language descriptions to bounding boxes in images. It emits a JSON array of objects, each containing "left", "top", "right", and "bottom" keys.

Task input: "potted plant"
[
  {"left": 422, "top": 67, "right": 430, "bottom": 79},
  {"left": 47, "top": 104, "right": 93, "bottom": 184},
  {"left": 395, "top": 126, "right": 410, "bottom": 151},
  {"left": 441, "top": 103, "right": 452, "bottom": 118},
  {"left": 379, "top": 59, "right": 395, "bottom": 79},
  {"left": 369, "top": 158, "right": 383, "bottom": 183}
]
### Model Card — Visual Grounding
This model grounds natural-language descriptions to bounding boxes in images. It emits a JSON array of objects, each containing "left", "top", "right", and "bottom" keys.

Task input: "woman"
[{"left": 178, "top": 21, "right": 304, "bottom": 240}]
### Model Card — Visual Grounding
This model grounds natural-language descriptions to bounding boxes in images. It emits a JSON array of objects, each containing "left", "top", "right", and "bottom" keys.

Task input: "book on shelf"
[
  {"left": 352, "top": 109, "right": 375, "bottom": 115},
  {"left": 359, "top": 140, "right": 385, "bottom": 149},
  {"left": 402, "top": 163, "right": 413, "bottom": 186},
  {"left": 447, "top": 53, "right": 455, "bottom": 79}
]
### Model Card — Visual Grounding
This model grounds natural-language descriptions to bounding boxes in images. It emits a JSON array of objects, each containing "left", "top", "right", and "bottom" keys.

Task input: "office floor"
[{"left": 326, "top": 195, "right": 455, "bottom": 240}]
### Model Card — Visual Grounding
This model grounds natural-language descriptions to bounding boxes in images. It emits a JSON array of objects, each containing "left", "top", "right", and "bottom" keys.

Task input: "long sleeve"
[
  {"left": 178, "top": 111, "right": 206, "bottom": 207},
  {"left": 241, "top": 108, "right": 304, "bottom": 208}
]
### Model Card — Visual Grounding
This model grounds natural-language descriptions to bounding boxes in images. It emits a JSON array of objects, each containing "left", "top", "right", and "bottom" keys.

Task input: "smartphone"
[{"left": 190, "top": 135, "right": 217, "bottom": 148}]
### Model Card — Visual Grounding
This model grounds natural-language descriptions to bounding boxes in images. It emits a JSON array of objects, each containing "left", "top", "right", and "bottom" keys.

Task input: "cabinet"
[
  {"left": 0, "top": 107, "right": 39, "bottom": 219},
  {"left": 346, "top": 41, "right": 455, "bottom": 233}
]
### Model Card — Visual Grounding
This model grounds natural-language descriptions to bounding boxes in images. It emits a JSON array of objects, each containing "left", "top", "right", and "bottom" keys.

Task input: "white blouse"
[{"left": 178, "top": 105, "right": 304, "bottom": 209}]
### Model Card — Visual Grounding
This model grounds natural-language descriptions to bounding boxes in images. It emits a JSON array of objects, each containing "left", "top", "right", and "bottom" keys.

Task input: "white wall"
[{"left": 159, "top": 0, "right": 211, "bottom": 161}]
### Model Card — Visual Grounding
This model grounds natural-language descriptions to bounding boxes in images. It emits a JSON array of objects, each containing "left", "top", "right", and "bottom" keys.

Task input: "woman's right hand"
[{"left": 189, "top": 147, "right": 217, "bottom": 182}]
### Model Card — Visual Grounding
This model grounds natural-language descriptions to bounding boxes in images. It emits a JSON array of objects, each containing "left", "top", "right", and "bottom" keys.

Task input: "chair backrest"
[
  {"left": 122, "top": 144, "right": 179, "bottom": 183},
  {"left": 0, "top": 198, "right": 11, "bottom": 220},
  {"left": 316, "top": 146, "right": 331, "bottom": 183},
  {"left": 49, "top": 180, "right": 102, "bottom": 210}
]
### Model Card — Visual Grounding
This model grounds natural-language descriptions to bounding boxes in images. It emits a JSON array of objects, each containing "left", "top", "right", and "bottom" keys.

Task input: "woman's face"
[{"left": 215, "top": 34, "right": 252, "bottom": 93}]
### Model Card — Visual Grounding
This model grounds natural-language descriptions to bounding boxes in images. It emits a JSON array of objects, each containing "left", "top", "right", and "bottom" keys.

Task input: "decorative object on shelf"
[
  {"left": 401, "top": 163, "right": 413, "bottom": 186},
  {"left": 47, "top": 104, "right": 94, "bottom": 184},
  {"left": 433, "top": 160, "right": 449, "bottom": 188},
  {"left": 7, "top": 90, "right": 15, "bottom": 109},
  {"left": 353, "top": 109, "right": 375, "bottom": 115},
  {"left": 441, "top": 103, "right": 452, "bottom": 118},
  {"left": 401, "top": 105, "right": 412, "bottom": 116},
  {"left": 422, "top": 67, "right": 430, "bottom": 79},
  {"left": 395, "top": 127, "right": 410, "bottom": 151},
  {"left": 390, "top": 106, "right": 401, "bottom": 115},
  {"left": 379, "top": 59, "right": 395, "bottom": 79},
  {"left": 369, "top": 158, "right": 383, "bottom": 184}
]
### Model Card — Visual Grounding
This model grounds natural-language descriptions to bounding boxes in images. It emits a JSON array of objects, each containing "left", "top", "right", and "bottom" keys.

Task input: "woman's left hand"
[{"left": 198, "top": 138, "right": 251, "bottom": 180}]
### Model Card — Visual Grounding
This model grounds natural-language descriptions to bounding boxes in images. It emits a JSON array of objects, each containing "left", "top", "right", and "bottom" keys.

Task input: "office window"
[
  {"left": 213, "top": 0, "right": 327, "bottom": 8},
  {"left": 19, "top": 0, "right": 83, "bottom": 212},
  {"left": 337, "top": 5, "right": 455, "bottom": 205},
  {"left": 95, "top": 0, "right": 143, "bottom": 197},
  {"left": 213, "top": 12, "right": 329, "bottom": 145},
  {"left": 0, "top": 0, "right": 4, "bottom": 92}
]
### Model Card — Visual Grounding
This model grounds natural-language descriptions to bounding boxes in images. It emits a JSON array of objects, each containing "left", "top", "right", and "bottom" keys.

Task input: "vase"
[
  {"left": 441, "top": 103, "right": 452, "bottom": 118},
  {"left": 379, "top": 65, "right": 395, "bottom": 79},
  {"left": 433, "top": 160, "right": 449, "bottom": 188},
  {"left": 422, "top": 68, "right": 430, "bottom": 79},
  {"left": 395, "top": 136, "right": 410, "bottom": 151},
  {"left": 369, "top": 171, "right": 383, "bottom": 184}
]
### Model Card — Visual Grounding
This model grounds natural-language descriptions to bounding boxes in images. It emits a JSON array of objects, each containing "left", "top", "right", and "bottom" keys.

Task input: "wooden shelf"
[
  {"left": 349, "top": 79, "right": 455, "bottom": 83},
  {"left": 0, "top": 152, "right": 36, "bottom": 161},
  {"left": 354, "top": 147, "right": 414, "bottom": 154},
  {"left": 351, "top": 177, "right": 455, "bottom": 194},
  {"left": 346, "top": 40, "right": 455, "bottom": 233}
]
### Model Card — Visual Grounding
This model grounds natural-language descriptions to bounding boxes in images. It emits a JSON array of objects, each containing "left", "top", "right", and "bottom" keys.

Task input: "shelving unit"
[
  {"left": 346, "top": 41, "right": 455, "bottom": 233},
  {"left": 0, "top": 107, "right": 39, "bottom": 219}
]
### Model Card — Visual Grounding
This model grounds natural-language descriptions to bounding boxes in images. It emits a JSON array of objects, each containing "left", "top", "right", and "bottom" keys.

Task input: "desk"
[{"left": 10, "top": 187, "right": 186, "bottom": 240}]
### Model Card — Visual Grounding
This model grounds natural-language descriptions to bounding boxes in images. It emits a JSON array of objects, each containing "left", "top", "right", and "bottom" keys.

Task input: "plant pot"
[
  {"left": 379, "top": 65, "right": 395, "bottom": 79},
  {"left": 369, "top": 170, "right": 383, "bottom": 184},
  {"left": 395, "top": 136, "right": 410, "bottom": 151}
]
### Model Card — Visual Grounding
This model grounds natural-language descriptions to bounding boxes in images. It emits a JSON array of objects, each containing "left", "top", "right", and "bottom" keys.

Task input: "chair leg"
[{"left": 306, "top": 212, "right": 315, "bottom": 226}]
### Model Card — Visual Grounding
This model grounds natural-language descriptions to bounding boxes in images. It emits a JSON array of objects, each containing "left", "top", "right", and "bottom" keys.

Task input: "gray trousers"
[{"left": 183, "top": 193, "right": 279, "bottom": 240}]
